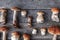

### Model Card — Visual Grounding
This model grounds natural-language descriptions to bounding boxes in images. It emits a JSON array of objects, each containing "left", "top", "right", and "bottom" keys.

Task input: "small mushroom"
[
  {"left": 36, "top": 11, "right": 44, "bottom": 23},
  {"left": 32, "top": 28, "right": 37, "bottom": 34},
  {"left": 11, "top": 32, "right": 20, "bottom": 40},
  {"left": 48, "top": 26, "right": 60, "bottom": 40},
  {"left": 0, "top": 26, "right": 8, "bottom": 40},
  {"left": 51, "top": 7, "right": 59, "bottom": 22},
  {"left": 40, "top": 27, "right": 46, "bottom": 36},
  {"left": 23, "top": 33, "right": 30, "bottom": 40},
  {"left": 11, "top": 7, "right": 20, "bottom": 28},
  {"left": 27, "top": 16, "right": 32, "bottom": 27},
  {"left": 21, "top": 10, "right": 27, "bottom": 17},
  {"left": 0, "top": 8, "right": 7, "bottom": 24}
]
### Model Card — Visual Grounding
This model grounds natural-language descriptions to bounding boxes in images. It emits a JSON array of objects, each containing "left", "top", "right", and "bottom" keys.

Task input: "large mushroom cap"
[
  {"left": 11, "top": 7, "right": 20, "bottom": 11},
  {"left": 37, "top": 11, "right": 44, "bottom": 15},
  {"left": 23, "top": 33, "right": 30, "bottom": 38},
  {"left": 12, "top": 31, "right": 20, "bottom": 37},
  {"left": 48, "top": 26, "right": 60, "bottom": 35},
  {"left": 51, "top": 7, "right": 59, "bottom": 13},
  {"left": 0, "top": 8, "right": 7, "bottom": 12},
  {"left": 0, "top": 26, "right": 8, "bottom": 32}
]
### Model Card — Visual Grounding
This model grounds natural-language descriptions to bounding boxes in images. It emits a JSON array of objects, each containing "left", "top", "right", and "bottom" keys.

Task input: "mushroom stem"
[
  {"left": 11, "top": 36, "right": 19, "bottom": 40},
  {"left": 27, "top": 16, "right": 32, "bottom": 27},
  {"left": 2, "top": 31, "right": 7, "bottom": 40},
  {"left": 53, "top": 35, "right": 57, "bottom": 40},
  {"left": 0, "top": 11, "right": 6, "bottom": 24},
  {"left": 51, "top": 13, "right": 59, "bottom": 22},
  {"left": 13, "top": 11, "right": 18, "bottom": 28}
]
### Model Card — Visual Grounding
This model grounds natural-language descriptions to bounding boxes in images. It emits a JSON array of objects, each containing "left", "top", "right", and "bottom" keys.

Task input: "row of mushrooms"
[
  {"left": 0, "top": 7, "right": 60, "bottom": 28},
  {"left": 0, "top": 25, "right": 60, "bottom": 40}
]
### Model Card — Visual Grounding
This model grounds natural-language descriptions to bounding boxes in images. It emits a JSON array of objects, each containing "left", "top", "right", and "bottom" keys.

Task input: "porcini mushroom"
[
  {"left": 51, "top": 7, "right": 59, "bottom": 22},
  {"left": 23, "top": 33, "right": 30, "bottom": 40},
  {"left": 21, "top": 10, "right": 27, "bottom": 17},
  {"left": 36, "top": 11, "right": 44, "bottom": 23},
  {"left": 27, "top": 16, "right": 32, "bottom": 27},
  {"left": 32, "top": 28, "right": 37, "bottom": 34},
  {"left": 48, "top": 26, "right": 60, "bottom": 40},
  {"left": 11, "top": 31, "right": 20, "bottom": 40},
  {"left": 11, "top": 7, "right": 20, "bottom": 28},
  {"left": 0, "top": 26, "right": 8, "bottom": 40},
  {"left": 40, "top": 27, "right": 46, "bottom": 36},
  {"left": 0, "top": 8, "right": 7, "bottom": 24}
]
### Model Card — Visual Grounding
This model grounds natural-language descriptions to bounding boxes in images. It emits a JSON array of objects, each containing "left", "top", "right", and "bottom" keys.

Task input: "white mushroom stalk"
[
  {"left": 0, "top": 8, "right": 7, "bottom": 24},
  {"left": 23, "top": 33, "right": 30, "bottom": 40},
  {"left": 51, "top": 8, "right": 59, "bottom": 22},
  {"left": 11, "top": 7, "right": 20, "bottom": 28},
  {"left": 48, "top": 26, "right": 60, "bottom": 40},
  {"left": 11, "top": 32, "right": 20, "bottom": 40},
  {"left": 0, "top": 26, "right": 8, "bottom": 40},
  {"left": 21, "top": 10, "right": 27, "bottom": 17},
  {"left": 36, "top": 11, "right": 44, "bottom": 23},
  {"left": 32, "top": 28, "right": 37, "bottom": 34},
  {"left": 40, "top": 28, "right": 46, "bottom": 36},
  {"left": 27, "top": 16, "right": 32, "bottom": 27}
]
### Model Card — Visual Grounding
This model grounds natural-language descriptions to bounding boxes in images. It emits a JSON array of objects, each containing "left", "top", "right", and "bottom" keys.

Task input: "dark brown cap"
[
  {"left": 0, "top": 8, "right": 7, "bottom": 12},
  {"left": 0, "top": 26, "right": 8, "bottom": 32}
]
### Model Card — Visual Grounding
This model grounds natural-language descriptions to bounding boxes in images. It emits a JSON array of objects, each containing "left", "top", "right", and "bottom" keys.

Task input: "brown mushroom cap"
[
  {"left": 51, "top": 7, "right": 59, "bottom": 13},
  {"left": 11, "top": 7, "right": 20, "bottom": 11},
  {"left": 37, "top": 11, "right": 44, "bottom": 15},
  {"left": 23, "top": 33, "right": 30, "bottom": 38},
  {"left": 12, "top": 32, "right": 20, "bottom": 37},
  {"left": 0, "top": 8, "right": 7, "bottom": 12},
  {"left": 0, "top": 26, "right": 8, "bottom": 32},
  {"left": 48, "top": 26, "right": 60, "bottom": 35}
]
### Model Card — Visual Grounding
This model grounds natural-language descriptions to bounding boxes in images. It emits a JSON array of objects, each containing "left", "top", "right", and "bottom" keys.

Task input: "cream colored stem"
[
  {"left": 2, "top": 31, "right": 6, "bottom": 40},
  {"left": 53, "top": 35, "right": 57, "bottom": 40},
  {"left": 0, "top": 12, "right": 6, "bottom": 24},
  {"left": 11, "top": 36, "right": 19, "bottom": 40},
  {"left": 13, "top": 11, "right": 17, "bottom": 24}
]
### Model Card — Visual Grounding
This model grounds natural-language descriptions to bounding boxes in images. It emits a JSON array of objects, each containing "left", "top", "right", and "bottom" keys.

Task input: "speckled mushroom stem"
[
  {"left": 0, "top": 9, "right": 7, "bottom": 24},
  {"left": 27, "top": 16, "right": 32, "bottom": 27}
]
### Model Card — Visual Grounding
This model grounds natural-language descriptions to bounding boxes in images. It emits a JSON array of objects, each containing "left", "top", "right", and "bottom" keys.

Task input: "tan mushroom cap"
[
  {"left": 23, "top": 33, "right": 30, "bottom": 38},
  {"left": 48, "top": 26, "right": 60, "bottom": 35},
  {"left": 11, "top": 7, "right": 20, "bottom": 11},
  {"left": 0, "top": 26, "right": 8, "bottom": 32},
  {"left": 0, "top": 8, "right": 7, "bottom": 12},
  {"left": 37, "top": 11, "right": 44, "bottom": 15},
  {"left": 51, "top": 7, "right": 59, "bottom": 13},
  {"left": 40, "top": 27, "right": 46, "bottom": 31},
  {"left": 12, "top": 32, "right": 20, "bottom": 37}
]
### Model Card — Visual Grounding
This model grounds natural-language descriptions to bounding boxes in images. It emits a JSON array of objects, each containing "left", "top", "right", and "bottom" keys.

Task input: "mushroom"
[
  {"left": 0, "top": 8, "right": 7, "bottom": 24},
  {"left": 36, "top": 11, "right": 44, "bottom": 23},
  {"left": 51, "top": 7, "right": 59, "bottom": 22},
  {"left": 21, "top": 10, "right": 27, "bottom": 17},
  {"left": 40, "top": 27, "right": 46, "bottom": 36},
  {"left": 0, "top": 26, "right": 8, "bottom": 40},
  {"left": 11, "top": 7, "right": 20, "bottom": 28},
  {"left": 48, "top": 26, "right": 60, "bottom": 40},
  {"left": 32, "top": 28, "right": 37, "bottom": 34},
  {"left": 11, "top": 31, "right": 20, "bottom": 40},
  {"left": 27, "top": 16, "right": 32, "bottom": 27},
  {"left": 23, "top": 33, "right": 30, "bottom": 40}
]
